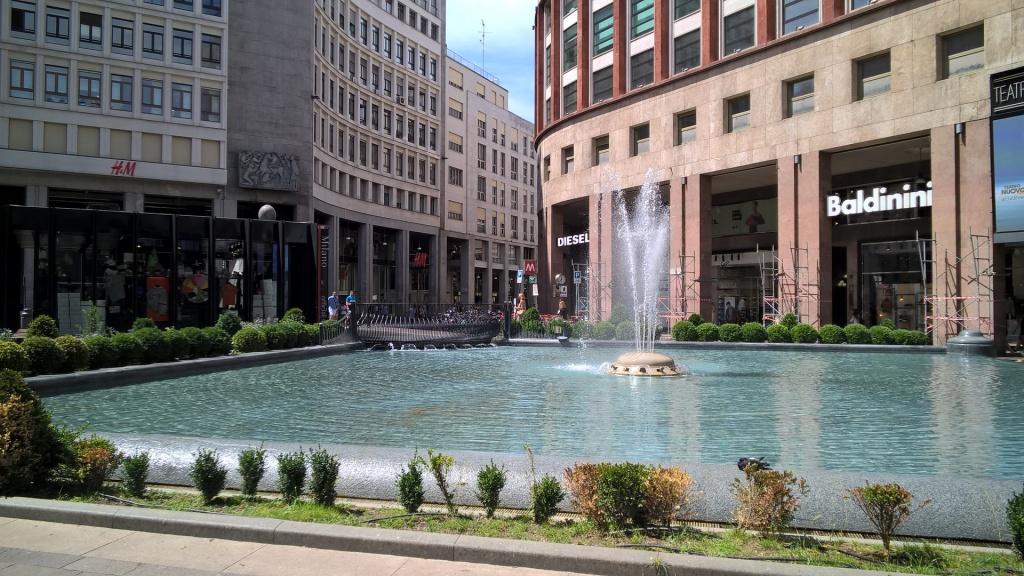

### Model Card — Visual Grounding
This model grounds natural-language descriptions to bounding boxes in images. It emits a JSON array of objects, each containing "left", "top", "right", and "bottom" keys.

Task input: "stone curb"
[
  {"left": 26, "top": 342, "right": 364, "bottom": 393},
  {"left": 509, "top": 338, "right": 946, "bottom": 354},
  {"left": 0, "top": 497, "right": 897, "bottom": 576}
]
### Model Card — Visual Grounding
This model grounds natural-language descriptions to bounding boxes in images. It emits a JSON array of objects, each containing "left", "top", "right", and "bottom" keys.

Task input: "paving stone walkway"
[{"left": 0, "top": 517, "right": 589, "bottom": 576}]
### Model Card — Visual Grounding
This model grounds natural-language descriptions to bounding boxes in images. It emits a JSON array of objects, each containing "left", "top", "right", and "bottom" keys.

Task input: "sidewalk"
[{"left": 0, "top": 517, "right": 587, "bottom": 576}]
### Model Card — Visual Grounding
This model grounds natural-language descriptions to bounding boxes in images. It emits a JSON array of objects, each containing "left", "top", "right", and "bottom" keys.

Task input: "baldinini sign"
[{"left": 826, "top": 185, "right": 933, "bottom": 218}]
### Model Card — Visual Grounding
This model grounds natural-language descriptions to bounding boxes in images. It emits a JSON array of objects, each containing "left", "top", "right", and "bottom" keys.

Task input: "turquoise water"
[{"left": 43, "top": 347, "right": 1024, "bottom": 479}]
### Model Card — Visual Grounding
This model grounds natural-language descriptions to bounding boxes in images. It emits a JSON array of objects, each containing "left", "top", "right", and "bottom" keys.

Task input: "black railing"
[{"left": 351, "top": 303, "right": 507, "bottom": 346}]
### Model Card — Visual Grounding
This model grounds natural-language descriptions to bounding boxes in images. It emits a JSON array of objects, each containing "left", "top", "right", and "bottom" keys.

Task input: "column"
[
  {"left": 700, "top": 0, "right": 719, "bottom": 65},
  {"left": 396, "top": 229, "right": 410, "bottom": 303},
  {"left": 653, "top": 0, "right": 671, "bottom": 82},
  {"left": 797, "top": 152, "right": 832, "bottom": 326},
  {"left": 328, "top": 216, "right": 340, "bottom": 293},
  {"left": 822, "top": 0, "right": 844, "bottom": 23},
  {"left": 669, "top": 176, "right": 685, "bottom": 322},
  {"left": 577, "top": 0, "right": 591, "bottom": 109},
  {"left": 460, "top": 239, "right": 472, "bottom": 304},
  {"left": 428, "top": 233, "right": 439, "bottom": 303},
  {"left": 684, "top": 175, "right": 713, "bottom": 320},
  {"left": 498, "top": 245, "right": 509, "bottom": 304},
  {"left": 482, "top": 240, "right": 493, "bottom": 304},
  {"left": 535, "top": 6, "right": 545, "bottom": 129},
  {"left": 546, "top": 204, "right": 565, "bottom": 306},
  {"left": 612, "top": 0, "right": 627, "bottom": 97},
  {"left": 931, "top": 124, "right": 960, "bottom": 343},
  {"left": 358, "top": 222, "right": 373, "bottom": 302},
  {"left": 756, "top": 0, "right": 776, "bottom": 45},
  {"left": 551, "top": 0, "right": 562, "bottom": 121},
  {"left": 588, "top": 189, "right": 614, "bottom": 320}
]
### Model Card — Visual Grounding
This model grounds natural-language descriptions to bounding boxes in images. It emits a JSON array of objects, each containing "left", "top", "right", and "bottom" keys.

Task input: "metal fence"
[{"left": 351, "top": 303, "right": 506, "bottom": 346}]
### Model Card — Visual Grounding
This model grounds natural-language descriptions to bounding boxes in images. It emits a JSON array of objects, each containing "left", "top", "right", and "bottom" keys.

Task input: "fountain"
[{"left": 607, "top": 170, "right": 681, "bottom": 377}]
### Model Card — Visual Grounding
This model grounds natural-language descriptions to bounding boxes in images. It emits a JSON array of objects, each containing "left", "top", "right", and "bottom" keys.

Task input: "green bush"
[
  {"left": 818, "top": 324, "right": 846, "bottom": 344},
  {"left": 397, "top": 455, "right": 426, "bottom": 513},
  {"left": 791, "top": 324, "right": 819, "bottom": 344},
  {"left": 741, "top": 322, "right": 767, "bottom": 343},
  {"left": 719, "top": 323, "right": 742, "bottom": 342},
  {"left": 844, "top": 323, "right": 872, "bottom": 345},
  {"left": 215, "top": 311, "right": 243, "bottom": 336},
  {"left": 615, "top": 321, "right": 635, "bottom": 341},
  {"left": 82, "top": 335, "right": 117, "bottom": 369},
  {"left": 278, "top": 321, "right": 304, "bottom": 348},
  {"left": 671, "top": 320, "right": 696, "bottom": 341},
  {"left": 110, "top": 333, "right": 143, "bottom": 365},
  {"left": 203, "top": 327, "right": 233, "bottom": 356},
  {"left": 163, "top": 329, "right": 191, "bottom": 361},
  {"left": 609, "top": 305, "right": 628, "bottom": 325},
  {"left": 766, "top": 324, "right": 791, "bottom": 343},
  {"left": 731, "top": 465, "right": 808, "bottom": 536},
  {"left": 908, "top": 330, "right": 930, "bottom": 346},
  {"left": 687, "top": 314, "right": 704, "bottom": 325},
  {"left": 276, "top": 451, "right": 306, "bottom": 503},
  {"left": 520, "top": 319, "right": 544, "bottom": 335},
  {"left": 261, "top": 324, "right": 288, "bottom": 350},
  {"left": 308, "top": 447, "right": 340, "bottom": 507},
  {"left": 131, "top": 317, "right": 157, "bottom": 331},
  {"left": 848, "top": 482, "right": 928, "bottom": 560},
  {"left": 520, "top": 307, "right": 541, "bottom": 324},
  {"left": 178, "top": 327, "right": 210, "bottom": 358},
  {"left": 596, "top": 462, "right": 650, "bottom": 527},
  {"left": 283, "top": 308, "right": 305, "bottom": 323},
  {"left": 545, "top": 318, "right": 567, "bottom": 336},
  {"left": 531, "top": 474, "right": 565, "bottom": 524},
  {"left": 27, "top": 315, "right": 60, "bottom": 338},
  {"left": 232, "top": 327, "right": 267, "bottom": 353},
  {"left": 570, "top": 320, "right": 591, "bottom": 339},
  {"left": 301, "top": 324, "right": 321, "bottom": 347},
  {"left": 476, "top": 461, "right": 507, "bottom": 518},
  {"left": 592, "top": 321, "right": 616, "bottom": 340},
  {"left": 891, "top": 329, "right": 928, "bottom": 346},
  {"left": 121, "top": 452, "right": 150, "bottom": 498},
  {"left": 55, "top": 336, "right": 89, "bottom": 372},
  {"left": 696, "top": 323, "right": 719, "bottom": 342},
  {"left": 132, "top": 328, "right": 170, "bottom": 364},
  {"left": 0, "top": 341, "right": 29, "bottom": 373},
  {"left": 64, "top": 434, "right": 122, "bottom": 494},
  {"left": 238, "top": 446, "right": 267, "bottom": 498},
  {"left": 1009, "top": 485, "right": 1024, "bottom": 560},
  {"left": 0, "top": 369, "right": 64, "bottom": 495},
  {"left": 424, "top": 449, "right": 459, "bottom": 515},
  {"left": 190, "top": 449, "right": 228, "bottom": 503},
  {"left": 880, "top": 318, "right": 896, "bottom": 330},
  {"left": 779, "top": 313, "right": 798, "bottom": 328},
  {"left": 869, "top": 325, "right": 894, "bottom": 345},
  {"left": 22, "top": 336, "right": 66, "bottom": 375}
]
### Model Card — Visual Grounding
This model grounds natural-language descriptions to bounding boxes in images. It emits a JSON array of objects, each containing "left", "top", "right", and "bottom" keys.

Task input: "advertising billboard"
[{"left": 992, "top": 68, "right": 1024, "bottom": 243}]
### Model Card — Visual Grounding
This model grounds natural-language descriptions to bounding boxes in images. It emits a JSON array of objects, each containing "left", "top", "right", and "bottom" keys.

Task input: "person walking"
[{"left": 327, "top": 291, "right": 340, "bottom": 321}]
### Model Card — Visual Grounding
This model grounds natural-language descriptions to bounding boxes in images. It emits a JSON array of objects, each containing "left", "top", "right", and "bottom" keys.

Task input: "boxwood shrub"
[
  {"left": 278, "top": 322, "right": 303, "bottom": 348},
  {"left": 615, "top": 321, "right": 635, "bottom": 341},
  {"left": 26, "top": 315, "right": 59, "bottom": 338},
  {"left": 55, "top": 335, "right": 89, "bottom": 372},
  {"left": 791, "top": 323, "right": 819, "bottom": 344},
  {"left": 0, "top": 369, "right": 63, "bottom": 495},
  {"left": 596, "top": 462, "right": 650, "bottom": 528},
  {"left": 163, "top": 329, "right": 191, "bottom": 361},
  {"left": 260, "top": 324, "right": 289, "bottom": 350},
  {"left": 719, "top": 323, "right": 742, "bottom": 342},
  {"left": 779, "top": 313, "right": 798, "bottom": 328},
  {"left": 818, "top": 324, "right": 846, "bottom": 344},
  {"left": 132, "top": 328, "right": 169, "bottom": 364},
  {"left": 0, "top": 341, "right": 29, "bottom": 373},
  {"left": 282, "top": 308, "right": 305, "bottom": 323},
  {"left": 696, "top": 323, "right": 719, "bottom": 342},
  {"left": 110, "top": 333, "right": 143, "bottom": 365},
  {"left": 869, "top": 325, "right": 894, "bottom": 345},
  {"left": 179, "top": 327, "right": 211, "bottom": 358},
  {"left": 22, "top": 336, "right": 66, "bottom": 375},
  {"left": 302, "top": 323, "right": 321, "bottom": 346},
  {"left": 82, "top": 335, "right": 117, "bottom": 369},
  {"left": 131, "top": 317, "right": 157, "bottom": 331},
  {"left": 215, "top": 311, "right": 243, "bottom": 336},
  {"left": 741, "top": 322, "right": 767, "bottom": 343},
  {"left": 893, "top": 329, "right": 929, "bottom": 346},
  {"left": 609, "top": 305, "right": 628, "bottom": 325},
  {"left": 687, "top": 314, "right": 704, "bottom": 325},
  {"left": 203, "top": 327, "right": 233, "bottom": 356},
  {"left": 671, "top": 320, "right": 697, "bottom": 342},
  {"left": 592, "top": 321, "right": 615, "bottom": 340},
  {"left": 844, "top": 323, "right": 872, "bottom": 344},
  {"left": 766, "top": 324, "right": 791, "bottom": 343},
  {"left": 232, "top": 326, "right": 267, "bottom": 353}
]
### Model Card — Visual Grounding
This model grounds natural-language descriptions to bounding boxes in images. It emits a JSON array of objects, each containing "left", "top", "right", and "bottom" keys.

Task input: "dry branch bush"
[
  {"left": 644, "top": 466, "right": 694, "bottom": 526},
  {"left": 848, "top": 482, "right": 930, "bottom": 559},
  {"left": 564, "top": 463, "right": 605, "bottom": 524},
  {"left": 730, "top": 465, "right": 808, "bottom": 536}
]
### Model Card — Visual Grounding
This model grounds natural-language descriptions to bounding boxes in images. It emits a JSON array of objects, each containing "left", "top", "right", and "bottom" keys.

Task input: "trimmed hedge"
[
  {"left": 791, "top": 324, "right": 819, "bottom": 344},
  {"left": 204, "top": 327, "right": 233, "bottom": 356},
  {"left": 719, "top": 323, "right": 742, "bottom": 342},
  {"left": 819, "top": 324, "right": 846, "bottom": 344},
  {"left": 110, "top": 333, "right": 143, "bottom": 365},
  {"left": 82, "top": 335, "right": 117, "bottom": 369},
  {"left": 283, "top": 308, "right": 305, "bottom": 323},
  {"left": 163, "top": 329, "right": 191, "bottom": 361},
  {"left": 766, "top": 324, "right": 791, "bottom": 343},
  {"left": 232, "top": 326, "right": 267, "bottom": 353},
  {"left": 131, "top": 317, "right": 157, "bottom": 331},
  {"left": 22, "top": 336, "right": 66, "bottom": 375},
  {"left": 215, "top": 311, "right": 243, "bottom": 336},
  {"left": 671, "top": 320, "right": 697, "bottom": 342},
  {"left": 180, "top": 327, "right": 212, "bottom": 358},
  {"left": 696, "top": 323, "right": 719, "bottom": 342},
  {"left": 55, "top": 335, "right": 89, "bottom": 372},
  {"left": 0, "top": 369, "right": 63, "bottom": 495},
  {"left": 869, "top": 325, "right": 894, "bottom": 345},
  {"left": 615, "top": 321, "right": 635, "bottom": 341},
  {"left": 779, "top": 313, "right": 798, "bottom": 328},
  {"left": 687, "top": 314, "right": 704, "bottom": 325},
  {"left": 133, "top": 328, "right": 170, "bottom": 364},
  {"left": 844, "top": 323, "right": 872, "bottom": 345},
  {"left": 741, "top": 322, "right": 767, "bottom": 343},
  {"left": 26, "top": 315, "right": 59, "bottom": 338},
  {"left": 592, "top": 321, "right": 615, "bottom": 340},
  {"left": 0, "top": 341, "right": 29, "bottom": 373}
]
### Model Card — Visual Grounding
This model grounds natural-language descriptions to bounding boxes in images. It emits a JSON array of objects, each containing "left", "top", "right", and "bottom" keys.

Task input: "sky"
[{"left": 445, "top": 0, "right": 536, "bottom": 120}]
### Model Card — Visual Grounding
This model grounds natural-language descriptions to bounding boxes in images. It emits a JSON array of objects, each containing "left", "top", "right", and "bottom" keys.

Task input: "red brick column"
[
  {"left": 535, "top": 5, "right": 545, "bottom": 131},
  {"left": 578, "top": 0, "right": 591, "bottom": 109},
  {"left": 756, "top": 0, "right": 776, "bottom": 45},
  {"left": 669, "top": 175, "right": 685, "bottom": 322},
  {"left": 701, "top": 0, "right": 719, "bottom": 65},
  {"left": 588, "top": 189, "right": 615, "bottom": 320},
  {"left": 684, "top": 175, "right": 713, "bottom": 320},
  {"left": 551, "top": 0, "right": 562, "bottom": 121},
  {"left": 653, "top": 0, "right": 671, "bottom": 82},
  {"left": 822, "top": 0, "right": 844, "bottom": 23},
  {"left": 797, "top": 152, "right": 832, "bottom": 326},
  {"left": 613, "top": 0, "right": 628, "bottom": 97}
]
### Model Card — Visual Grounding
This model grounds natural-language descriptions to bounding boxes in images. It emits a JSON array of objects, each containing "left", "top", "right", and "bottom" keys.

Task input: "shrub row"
[{"left": 670, "top": 319, "right": 930, "bottom": 346}]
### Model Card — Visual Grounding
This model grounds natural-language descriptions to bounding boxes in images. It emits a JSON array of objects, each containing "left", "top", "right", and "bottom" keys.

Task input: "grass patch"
[{"left": 65, "top": 489, "right": 1024, "bottom": 576}]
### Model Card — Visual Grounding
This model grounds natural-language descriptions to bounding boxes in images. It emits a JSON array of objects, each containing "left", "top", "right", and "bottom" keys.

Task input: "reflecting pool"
[{"left": 43, "top": 347, "right": 1024, "bottom": 479}]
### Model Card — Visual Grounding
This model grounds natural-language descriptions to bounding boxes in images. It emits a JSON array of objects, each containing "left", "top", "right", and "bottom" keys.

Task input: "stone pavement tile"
[
  {"left": 220, "top": 544, "right": 408, "bottom": 576},
  {"left": 0, "top": 548, "right": 79, "bottom": 569},
  {"left": 64, "top": 556, "right": 140, "bottom": 575},
  {"left": 0, "top": 517, "right": 16, "bottom": 526},
  {"left": 0, "top": 520, "right": 130, "bottom": 555},
  {"left": 123, "top": 565, "right": 219, "bottom": 576},
  {"left": 392, "top": 558, "right": 582, "bottom": 576},
  {"left": 0, "top": 564, "right": 79, "bottom": 576},
  {"left": 85, "top": 532, "right": 263, "bottom": 573}
]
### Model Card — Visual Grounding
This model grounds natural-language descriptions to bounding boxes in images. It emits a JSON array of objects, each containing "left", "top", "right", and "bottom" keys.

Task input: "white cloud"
[{"left": 446, "top": 0, "right": 536, "bottom": 120}]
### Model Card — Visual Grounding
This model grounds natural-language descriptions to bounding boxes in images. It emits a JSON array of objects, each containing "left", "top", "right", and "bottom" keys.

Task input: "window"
[
  {"left": 781, "top": 0, "right": 818, "bottom": 35},
  {"left": 110, "top": 74, "right": 133, "bottom": 111},
  {"left": 172, "top": 29, "right": 193, "bottom": 63},
  {"left": 562, "top": 146, "right": 574, "bottom": 174},
  {"left": 172, "top": 82, "right": 193, "bottom": 119},
  {"left": 78, "top": 70, "right": 101, "bottom": 107},
  {"left": 11, "top": 2, "right": 36, "bottom": 34},
  {"left": 111, "top": 18, "right": 133, "bottom": 53},
  {"left": 563, "top": 81, "right": 577, "bottom": 115},
  {"left": 201, "top": 88, "right": 221, "bottom": 122},
  {"left": 430, "top": 58, "right": 437, "bottom": 81},
  {"left": 43, "top": 65, "right": 68, "bottom": 103},
  {"left": 630, "top": 123, "right": 650, "bottom": 155},
  {"left": 372, "top": 26, "right": 380, "bottom": 50},
  {"left": 857, "top": 52, "right": 890, "bottom": 99},
  {"left": 786, "top": 75, "right": 814, "bottom": 117},
  {"left": 675, "top": 110, "right": 696, "bottom": 144},
  {"left": 593, "top": 5, "right": 614, "bottom": 55},
  {"left": 174, "top": 0, "right": 193, "bottom": 11},
  {"left": 943, "top": 26, "right": 984, "bottom": 78},
  {"left": 564, "top": 0, "right": 577, "bottom": 14},
  {"left": 848, "top": 0, "right": 871, "bottom": 9},
  {"left": 201, "top": 34, "right": 222, "bottom": 68},
  {"left": 448, "top": 166, "right": 463, "bottom": 186},
  {"left": 630, "top": 49, "right": 653, "bottom": 89},
  {"left": 726, "top": 94, "right": 750, "bottom": 132},
  {"left": 723, "top": 6, "right": 755, "bottom": 54},
  {"left": 202, "top": 0, "right": 222, "bottom": 16},
  {"left": 384, "top": 32, "right": 392, "bottom": 57},
  {"left": 142, "top": 79, "right": 163, "bottom": 114},
  {"left": 79, "top": 12, "right": 102, "bottom": 48},
  {"left": 675, "top": 0, "right": 699, "bottom": 19},
  {"left": 45, "top": 6, "right": 70, "bottom": 42},
  {"left": 544, "top": 45, "right": 551, "bottom": 87},
  {"left": 143, "top": 24, "right": 164, "bottom": 58},
  {"left": 630, "top": 0, "right": 654, "bottom": 38},
  {"left": 593, "top": 66, "right": 613, "bottom": 103},
  {"left": 674, "top": 29, "right": 700, "bottom": 73},
  {"left": 359, "top": 17, "right": 367, "bottom": 43}
]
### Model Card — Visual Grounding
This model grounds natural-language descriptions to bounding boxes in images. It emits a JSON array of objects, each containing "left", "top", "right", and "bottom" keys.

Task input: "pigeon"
[{"left": 737, "top": 457, "right": 772, "bottom": 472}]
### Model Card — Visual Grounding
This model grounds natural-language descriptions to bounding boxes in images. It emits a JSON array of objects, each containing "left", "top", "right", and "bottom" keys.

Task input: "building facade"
[
  {"left": 535, "top": 0, "right": 1024, "bottom": 346},
  {"left": 444, "top": 53, "right": 539, "bottom": 305}
]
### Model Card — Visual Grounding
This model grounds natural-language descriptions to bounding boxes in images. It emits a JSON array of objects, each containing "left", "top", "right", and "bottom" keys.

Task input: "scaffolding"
[
  {"left": 659, "top": 252, "right": 698, "bottom": 325},
  {"left": 758, "top": 244, "right": 822, "bottom": 326},
  {"left": 921, "top": 228, "right": 995, "bottom": 340}
]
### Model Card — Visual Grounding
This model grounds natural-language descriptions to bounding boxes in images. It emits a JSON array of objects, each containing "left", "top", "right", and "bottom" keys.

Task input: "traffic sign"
[
  {"left": 573, "top": 271, "right": 581, "bottom": 284},
  {"left": 532, "top": 284, "right": 539, "bottom": 297},
  {"left": 528, "top": 275, "right": 537, "bottom": 284},
  {"left": 524, "top": 259, "right": 538, "bottom": 275},
  {"left": 516, "top": 270, "right": 524, "bottom": 284},
  {"left": 559, "top": 285, "right": 568, "bottom": 297}
]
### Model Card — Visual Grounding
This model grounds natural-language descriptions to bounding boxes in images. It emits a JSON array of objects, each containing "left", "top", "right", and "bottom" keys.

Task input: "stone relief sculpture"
[{"left": 238, "top": 151, "right": 301, "bottom": 192}]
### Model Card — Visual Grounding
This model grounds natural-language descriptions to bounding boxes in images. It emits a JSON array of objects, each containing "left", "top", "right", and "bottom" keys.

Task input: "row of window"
[
  {"left": 318, "top": 0, "right": 439, "bottom": 44},
  {"left": 314, "top": 161, "right": 442, "bottom": 216},
  {"left": 472, "top": 208, "right": 535, "bottom": 242},
  {"left": 448, "top": 96, "right": 535, "bottom": 160},
  {"left": 314, "top": 112, "right": 439, "bottom": 189},
  {"left": 474, "top": 175, "right": 536, "bottom": 216},
  {"left": 9, "top": 3, "right": 223, "bottom": 69},
  {"left": 7, "top": 59, "right": 221, "bottom": 121}
]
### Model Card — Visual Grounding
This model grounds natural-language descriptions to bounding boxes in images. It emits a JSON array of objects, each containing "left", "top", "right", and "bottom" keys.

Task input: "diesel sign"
[{"left": 557, "top": 233, "right": 590, "bottom": 247}]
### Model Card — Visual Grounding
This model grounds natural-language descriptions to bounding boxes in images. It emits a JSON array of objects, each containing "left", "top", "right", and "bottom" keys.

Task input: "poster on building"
[
  {"left": 712, "top": 198, "right": 777, "bottom": 237},
  {"left": 993, "top": 68, "right": 1024, "bottom": 242}
]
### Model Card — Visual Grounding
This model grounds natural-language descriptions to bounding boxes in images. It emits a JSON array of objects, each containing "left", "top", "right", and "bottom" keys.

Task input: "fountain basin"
[{"left": 607, "top": 351, "right": 681, "bottom": 376}]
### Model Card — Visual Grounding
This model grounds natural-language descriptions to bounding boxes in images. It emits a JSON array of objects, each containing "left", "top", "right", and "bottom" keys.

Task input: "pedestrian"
[
  {"left": 346, "top": 290, "right": 357, "bottom": 306},
  {"left": 557, "top": 299, "right": 569, "bottom": 320},
  {"left": 327, "top": 291, "right": 340, "bottom": 321}
]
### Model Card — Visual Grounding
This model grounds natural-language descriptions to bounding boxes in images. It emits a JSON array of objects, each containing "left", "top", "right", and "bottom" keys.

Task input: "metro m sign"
[{"left": 524, "top": 259, "right": 538, "bottom": 275}]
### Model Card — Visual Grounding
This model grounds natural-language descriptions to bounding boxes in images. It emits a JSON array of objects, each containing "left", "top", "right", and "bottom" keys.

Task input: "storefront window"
[
  {"left": 5, "top": 207, "right": 51, "bottom": 326},
  {"left": 410, "top": 233, "right": 431, "bottom": 304},
  {"left": 860, "top": 240, "right": 930, "bottom": 330},
  {"left": 373, "top": 228, "right": 398, "bottom": 303},
  {"left": 94, "top": 211, "right": 134, "bottom": 332},
  {"left": 214, "top": 219, "right": 245, "bottom": 318},
  {"left": 251, "top": 220, "right": 280, "bottom": 321},
  {"left": 136, "top": 214, "right": 173, "bottom": 325},
  {"left": 176, "top": 216, "right": 211, "bottom": 327},
  {"left": 54, "top": 209, "right": 94, "bottom": 334},
  {"left": 339, "top": 221, "right": 360, "bottom": 294}
]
